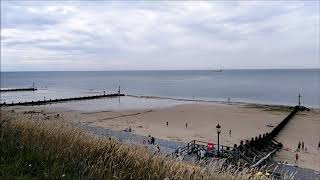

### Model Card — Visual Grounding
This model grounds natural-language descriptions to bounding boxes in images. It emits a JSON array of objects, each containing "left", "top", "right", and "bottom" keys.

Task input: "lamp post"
[{"left": 216, "top": 123, "right": 221, "bottom": 157}]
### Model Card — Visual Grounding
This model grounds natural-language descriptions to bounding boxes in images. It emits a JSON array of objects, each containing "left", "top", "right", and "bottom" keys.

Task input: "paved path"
[
  {"left": 77, "top": 123, "right": 186, "bottom": 155},
  {"left": 270, "top": 163, "right": 320, "bottom": 180}
]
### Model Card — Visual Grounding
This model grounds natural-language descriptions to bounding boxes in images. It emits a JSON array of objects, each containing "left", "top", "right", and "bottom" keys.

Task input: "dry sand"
[
  {"left": 77, "top": 103, "right": 287, "bottom": 145},
  {"left": 6, "top": 101, "right": 320, "bottom": 171}
]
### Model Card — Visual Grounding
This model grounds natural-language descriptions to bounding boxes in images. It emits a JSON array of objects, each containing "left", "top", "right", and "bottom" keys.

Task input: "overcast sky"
[{"left": 1, "top": 1, "right": 319, "bottom": 71}]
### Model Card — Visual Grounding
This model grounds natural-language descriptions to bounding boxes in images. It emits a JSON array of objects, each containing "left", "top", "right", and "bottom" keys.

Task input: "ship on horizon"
[{"left": 212, "top": 69, "right": 223, "bottom": 72}]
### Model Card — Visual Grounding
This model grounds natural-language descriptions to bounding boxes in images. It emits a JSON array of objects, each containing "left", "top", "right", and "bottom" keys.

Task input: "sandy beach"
[{"left": 6, "top": 100, "right": 320, "bottom": 171}]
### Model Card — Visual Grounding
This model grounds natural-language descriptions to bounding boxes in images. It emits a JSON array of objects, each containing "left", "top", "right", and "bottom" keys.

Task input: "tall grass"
[{"left": 1, "top": 110, "right": 258, "bottom": 179}]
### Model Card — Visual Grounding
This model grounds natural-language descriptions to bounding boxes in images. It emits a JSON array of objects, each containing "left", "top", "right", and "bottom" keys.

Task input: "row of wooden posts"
[
  {"left": 231, "top": 105, "right": 301, "bottom": 167},
  {"left": 238, "top": 105, "right": 300, "bottom": 151},
  {"left": 0, "top": 83, "right": 37, "bottom": 92},
  {"left": 0, "top": 87, "right": 37, "bottom": 92},
  {"left": 0, "top": 93, "right": 125, "bottom": 107}
]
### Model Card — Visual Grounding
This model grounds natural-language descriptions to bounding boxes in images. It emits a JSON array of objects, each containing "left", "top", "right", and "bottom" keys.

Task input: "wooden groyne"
[
  {"left": 231, "top": 105, "right": 303, "bottom": 167},
  {"left": 0, "top": 93, "right": 125, "bottom": 107},
  {"left": 269, "top": 106, "right": 299, "bottom": 138},
  {"left": 0, "top": 87, "right": 37, "bottom": 92}
]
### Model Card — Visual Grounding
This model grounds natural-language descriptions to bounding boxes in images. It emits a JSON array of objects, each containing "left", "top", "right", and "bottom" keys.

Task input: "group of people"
[
  {"left": 295, "top": 141, "right": 307, "bottom": 163},
  {"left": 297, "top": 141, "right": 307, "bottom": 152},
  {"left": 143, "top": 135, "right": 155, "bottom": 145},
  {"left": 197, "top": 148, "right": 206, "bottom": 160},
  {"left": 293, "top": 140, "right": 320, "bottom": 164},
  {"left": 142, "top": 135, "right": 160, "bottom": 154},
  {"left": 124, "top": 127, "right": 132, "bottom": 132}
]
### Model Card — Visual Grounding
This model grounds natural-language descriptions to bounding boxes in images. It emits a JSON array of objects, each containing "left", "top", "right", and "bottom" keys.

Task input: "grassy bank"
[{"left": 0, "top": 110, "right": 251, "bottom": 180}]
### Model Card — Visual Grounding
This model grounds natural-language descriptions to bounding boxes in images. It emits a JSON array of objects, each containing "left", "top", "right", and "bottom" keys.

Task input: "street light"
[{"left": 216, "top": 123, "right": 221, "bottom": 157}]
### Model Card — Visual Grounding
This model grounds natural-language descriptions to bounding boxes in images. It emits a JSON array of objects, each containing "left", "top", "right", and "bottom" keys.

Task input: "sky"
[{"left": 1, "top": 1, "right": 319, "bottom": 71}]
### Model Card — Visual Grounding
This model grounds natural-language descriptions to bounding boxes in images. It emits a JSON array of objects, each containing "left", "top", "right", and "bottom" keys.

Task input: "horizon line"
[{"left": 1, "top": 68, "right": 320, "bottom": 72}]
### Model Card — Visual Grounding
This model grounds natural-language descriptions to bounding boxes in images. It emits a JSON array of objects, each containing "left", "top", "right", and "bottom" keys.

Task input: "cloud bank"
[{"left": 1, "top": 1, "right": 319, "bottom": 71}]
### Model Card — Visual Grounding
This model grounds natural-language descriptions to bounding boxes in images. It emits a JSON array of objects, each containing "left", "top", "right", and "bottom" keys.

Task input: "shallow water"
[{"left": 43, "top": 96, "right": 192, "bottom": 112}]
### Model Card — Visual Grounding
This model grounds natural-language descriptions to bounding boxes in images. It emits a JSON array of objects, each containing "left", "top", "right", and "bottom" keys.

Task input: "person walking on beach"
[
  {"left": 166, "top": 121, "right": 168, "bottom": 127},
  {"left": 298, "top": 141, "right": 301, "bottom": 150},
  {"left": 229, "top": 130, "right": 232, "bottom": 137},
  {"left": 301, "top": 141, "right": 304, "bottom": 150},
  {"left": 295, "top": 153, "right": 299, "bottom": 163},
  {"left": 151, "top": 137, "right": 155, "bottom": 145},
  {"left": 148, "top": 135, "right": 151, "bottom": 144},
  {"left": 318, "top": 141, "right": 320, "bottom": 150},
  {"left": 200, "top": 148, "right": 206, "bottom": 159},
  {"left": 197, "top": 149, "right": 201, "bottom": 160},
  {"left": 185, "top": 122, "right": 188, "bottom": 128}
]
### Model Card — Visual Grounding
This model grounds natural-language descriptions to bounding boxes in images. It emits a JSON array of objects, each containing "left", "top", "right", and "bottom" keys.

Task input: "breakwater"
[
  {"left": 0, "top": 87, "right": 37, "bottom": 92},
  {"left": 234, "top": 105, "right": 304, "bottom": 167},
  {"left": 0, "top": 93, "right": 125, "bottom": 107}
]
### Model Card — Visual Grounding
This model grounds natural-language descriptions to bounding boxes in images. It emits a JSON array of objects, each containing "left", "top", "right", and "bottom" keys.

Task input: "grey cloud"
[{"left": 1, "top": 1, "right": 319, "bottom": 71}]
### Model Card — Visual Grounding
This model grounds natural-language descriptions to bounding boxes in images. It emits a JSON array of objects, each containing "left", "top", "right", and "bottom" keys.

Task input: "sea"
[{"left": 1, "top": 69, "right": 319, "bottom": 111}]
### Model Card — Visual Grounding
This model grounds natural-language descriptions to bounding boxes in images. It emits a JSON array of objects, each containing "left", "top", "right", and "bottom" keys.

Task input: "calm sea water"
[{"left": 1, "top": 69, "right": 319, "bottom": 109}]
